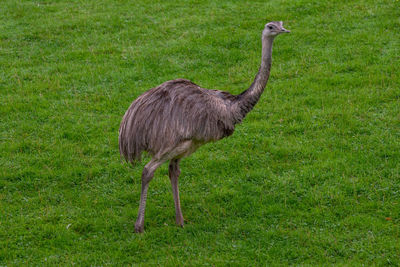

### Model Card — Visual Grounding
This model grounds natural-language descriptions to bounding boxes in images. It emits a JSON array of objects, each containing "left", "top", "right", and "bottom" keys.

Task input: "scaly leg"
[
  {"left": 169, "top": 158, "right": 184, "bottom": 227},
  {"left": 135, "top": 158, "right": 164, "bottom": 233}
]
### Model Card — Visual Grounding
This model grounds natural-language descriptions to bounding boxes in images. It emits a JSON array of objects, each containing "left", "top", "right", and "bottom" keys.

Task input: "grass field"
[{"left": 1, "top": 0, "right": 400, "bottom": 265}]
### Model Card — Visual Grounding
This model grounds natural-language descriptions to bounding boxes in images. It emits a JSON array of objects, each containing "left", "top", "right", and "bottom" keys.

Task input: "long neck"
[{"left": 233, "top": 36, "right": 274, "bottom": 122}]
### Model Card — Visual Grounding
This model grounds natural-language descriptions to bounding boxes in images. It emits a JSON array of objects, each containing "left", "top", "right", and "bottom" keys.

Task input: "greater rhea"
[{"left": 119, "top": 21, "right": 290, "bottom": 233}]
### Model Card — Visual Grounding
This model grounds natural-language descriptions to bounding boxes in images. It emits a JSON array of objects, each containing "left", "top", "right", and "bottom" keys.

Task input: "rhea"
[{"left": 119, "top": 21, "right": 290, "bottom": 233}]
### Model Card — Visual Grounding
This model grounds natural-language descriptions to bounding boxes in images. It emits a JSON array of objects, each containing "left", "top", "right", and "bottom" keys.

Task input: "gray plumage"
[
  {"left": 119, "top": 79, "right": 235, "bottom": 163},
  {"left": 119, "top": 21, "right": 290, "bottom": 233}
]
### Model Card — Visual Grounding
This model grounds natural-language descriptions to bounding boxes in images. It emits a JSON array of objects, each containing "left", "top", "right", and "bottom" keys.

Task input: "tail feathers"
[
  {"left": 118, "top": 108, "right": 145, "bottom": 166},
  {"left": 118, "top": 131, "right": 144, "bottom": 166}
]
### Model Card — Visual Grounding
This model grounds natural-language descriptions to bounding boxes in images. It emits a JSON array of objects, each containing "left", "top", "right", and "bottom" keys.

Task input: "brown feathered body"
[
  {"left": 118, "top": 21, "right": 290, "bottom": 233},
  {"left": 119, "top": 79, "right": 245, "bottom": 164}
]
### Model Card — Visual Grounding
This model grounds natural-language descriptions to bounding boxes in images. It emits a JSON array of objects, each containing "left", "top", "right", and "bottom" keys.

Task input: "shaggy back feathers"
[{"left": 119, "top": 79, "right": 236, "bottom": 164}]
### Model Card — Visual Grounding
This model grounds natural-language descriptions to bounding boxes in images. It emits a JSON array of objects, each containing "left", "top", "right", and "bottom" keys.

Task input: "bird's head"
[{"left": 262, "top": 21, "right": 290, "bottom": 38}]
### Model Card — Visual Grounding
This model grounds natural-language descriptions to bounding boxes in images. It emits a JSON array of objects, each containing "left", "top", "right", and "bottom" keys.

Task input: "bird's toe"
[
  {"left": 134, "top": 223, "right": 144, "bottom": 233},
  {"left": 176, "top": 218, "right": 184, "bottom": 228}
]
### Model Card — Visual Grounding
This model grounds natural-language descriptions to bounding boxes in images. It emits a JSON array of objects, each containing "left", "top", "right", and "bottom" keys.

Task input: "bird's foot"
[
  {"left": 176, "top": 217, "right": 184, "bottom": 228},
  {"left": 134, "top": 222, "right": 144, "bottom": 233}
]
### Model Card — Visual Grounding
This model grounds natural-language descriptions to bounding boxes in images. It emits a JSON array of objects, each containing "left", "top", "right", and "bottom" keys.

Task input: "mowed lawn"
[{"left": 1, "top": 0, "right": 399, "bottom": 265}]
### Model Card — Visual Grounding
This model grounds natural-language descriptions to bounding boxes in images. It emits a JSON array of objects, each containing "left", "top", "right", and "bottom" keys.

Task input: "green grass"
[{"left": 1, "top": 0, "right": 400, "bottom": 265}]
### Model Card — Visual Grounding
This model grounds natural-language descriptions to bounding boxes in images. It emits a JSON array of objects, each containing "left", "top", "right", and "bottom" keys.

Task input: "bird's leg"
[
  {"left": 135, "top": 158, "right": 164, "bottom": 233},
  {"left": 169, "top": 159, "right": 184, "bottom": 227}
]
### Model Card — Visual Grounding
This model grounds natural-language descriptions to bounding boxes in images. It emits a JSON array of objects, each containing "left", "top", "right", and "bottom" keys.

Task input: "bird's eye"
[{"left": 268, "top": 26, "right": 273, "bottom": 30}]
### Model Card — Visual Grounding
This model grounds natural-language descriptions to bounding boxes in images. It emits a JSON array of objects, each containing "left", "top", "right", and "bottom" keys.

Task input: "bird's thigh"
[{"left": 162, "top": 140, "right": 200, "bottom": 160}]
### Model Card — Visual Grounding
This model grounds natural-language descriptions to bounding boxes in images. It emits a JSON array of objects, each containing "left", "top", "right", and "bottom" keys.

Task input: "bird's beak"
[{"left": 281, "top": 27, "right": 290, "bottom": 33}]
